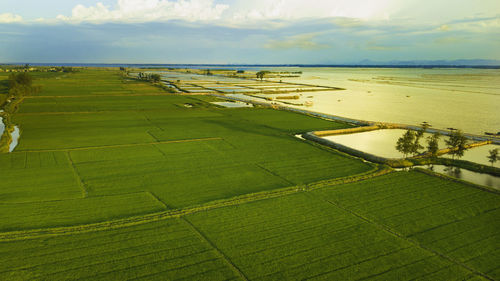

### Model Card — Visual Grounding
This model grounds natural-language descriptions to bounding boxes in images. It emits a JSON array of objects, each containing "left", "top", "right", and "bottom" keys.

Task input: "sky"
[{"left": 0, "top": 0, "right": 499, "bottom": 64}]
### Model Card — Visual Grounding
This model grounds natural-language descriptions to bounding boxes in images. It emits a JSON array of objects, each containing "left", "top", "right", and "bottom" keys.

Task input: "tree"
[
  {"left": 256, "top": 71, "right": 270, "bottom": 80},
  {"left": 445, "top": 129, "right": 468, "bottom": 159},
  {"left": 488, "top": 148, "right": 498, "bottom": 166},
  {"left": 150, "top": 74, "right": 161, "bottom": 83},
  {"left": 426, "top": 132, "right": 441, "bottom": 159},
  {"left": 9, "top": 72, "right": 33, "bottom": 88},
  {"left": 396, "top": 129, "right": 416, "bottom": 158},
  {"left": 412, "top": 122, "right": 430, "bottom": 155},
  {"left": 8, "top": 72, "right": 39, "bottom": 97}
]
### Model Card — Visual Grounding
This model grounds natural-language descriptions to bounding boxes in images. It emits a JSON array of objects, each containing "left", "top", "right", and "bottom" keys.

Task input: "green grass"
[
  {"left": 312, "top": 171, "right": 500, "bottom": 280},
  {"left": 2, "top": 68, "right": 371, "bottom": 229},
  {"left": 32, "top": 69, "right": 164, "bottom": 97},
  {"left": 0, "top": 151, "right": 82, "bottom": 203},
  {"left": 188, "top": 192, "right": 477, "bottom": 280},
  {"left": 0, "top": 68, "right": 497, "bottom": 280},
  {"left": 0, "top": 219, "right": 240, "bottom": 280},
  {"left": 0, "top": 192, "right": 166, "bottom": 231}
]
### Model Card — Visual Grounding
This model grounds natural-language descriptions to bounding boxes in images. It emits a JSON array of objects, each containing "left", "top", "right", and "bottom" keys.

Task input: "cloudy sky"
[{"left": 1, "top": 0, "right": 499, "bottom": 64}]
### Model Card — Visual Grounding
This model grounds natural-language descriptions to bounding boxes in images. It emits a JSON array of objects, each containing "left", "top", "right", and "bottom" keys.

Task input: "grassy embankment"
[{"left": 0, "top": 68, "right": 498, "bottom": 280}]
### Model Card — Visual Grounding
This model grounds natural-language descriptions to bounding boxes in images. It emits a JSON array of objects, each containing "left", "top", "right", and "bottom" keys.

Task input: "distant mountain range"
[
  {"left": 4, "top": 59, "right": 500, "bottom": 68},
  {"left": 355, "top": 59, "right": 500, "bottom": 66}
]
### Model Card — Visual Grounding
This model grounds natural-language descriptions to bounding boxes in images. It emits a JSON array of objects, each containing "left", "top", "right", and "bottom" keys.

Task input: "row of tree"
[
  {"left": 8, "top": 72, "right": 40, "bottom": 98},
  {"left": 137, "top": 72, "right": 161, "bottom": 83},
  {"left": 396, "top": 123, "right": 498, "bottom": 166},
  {"left": 256, "top": 71, "right": 270, "bottom": 80}
]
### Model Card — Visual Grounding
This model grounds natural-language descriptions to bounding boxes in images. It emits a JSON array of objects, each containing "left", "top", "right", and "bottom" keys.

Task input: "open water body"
[
  {"left": 9, "top": 126, "right": 19, "bottom": 152},
  {"left": 425, "top": 165, "right": 500, "bottom": 190},
  {"left": 245, "top": 67, "right": 500, "bottom": 136},
  {"left": 323, "top": 129, "right": 499, "bottom": 166},
  {"left": 211, "top": 101, "right": 253, "bottom": 108},
  {"left": 0, "top": 117, "right": 4, "bottom": 137}
]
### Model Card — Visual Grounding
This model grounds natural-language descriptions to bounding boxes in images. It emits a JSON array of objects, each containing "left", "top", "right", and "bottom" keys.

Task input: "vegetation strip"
[
  {"left": 12, "top": 137, "right": 223, "bottom": 153},
  {"left": 65, "top": 151, "right": 88, "bottom": 198},
  {"left": 23, "top": 93, "right": 174, "bottom": 98},
  {"left": 313, "top": 194, "right": 494, "bottom": 281},
  {"left": 182, "top": 218, "right": 248, "bottom": 281},
  {"left": 0, "top": 166, "right": 390, "bottom": 242}
]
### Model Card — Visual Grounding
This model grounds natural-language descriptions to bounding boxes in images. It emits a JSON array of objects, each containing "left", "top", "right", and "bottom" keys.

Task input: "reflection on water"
[
  {"left": 322, "top": 129, "right": 444, "bottom": 159},
  {"left": 265, "top": 67, "right": 500, "bottom": 135},
  {"left": 150, "top": 67, "right": 500, "bottom": 135},
  {"left": 426, "top": 165, "right": 500, "bottom": 190},
  {"left": 211, "top": 102, "right": 253, "bottom": 108},
  {"left": 9, "top": 126, "right": 20, "bottom": 152},
  {"left": 322, "top": 129, "right": 499, "bottom": 166},
  {"left": 0, "top": 117, "right": 4, "bottom": 137},
  {"left": 441, "top": 144, "right": 499, "bottom": 167}
]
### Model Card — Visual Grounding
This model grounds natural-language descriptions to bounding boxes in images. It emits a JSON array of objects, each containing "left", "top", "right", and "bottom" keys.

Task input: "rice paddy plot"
[
  {"left": 0, "top": 192, "right": 166, "bottom": 231},
  {"left": 33, "top": 70, "right": 165, "bottom": 97},
  {"left": 0, "top": 219, "right": 241, "bottom": 280},
  {"left": 13, "top": 111, "right": 157, "bottom": 150},
  {"left": 72, "top": 146, "right": 291, "bottom": 208},
  {"left": 222, "top": 108, "right": 350, "bottom": 133},
  {"left": 19, "top": 95, "right": 197, "bottom": 113},
  {"left": 312, "top": 171, "right": 500, "bottom": 280},
  {"left": 0, "top": 151, "right": 82, "bottom": 203},
  {"left": 187, "top": 192, "right": 477, "bottom": 280}
]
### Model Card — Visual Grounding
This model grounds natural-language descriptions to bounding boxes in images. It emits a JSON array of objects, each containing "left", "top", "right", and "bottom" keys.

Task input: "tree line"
[
  {"left": 7, "top": 72, "right": 40, "bottom": 100},
  {"left": 396, "top": 123, "right": 498, "bottom": 166},
  {"left": 137, "top": 72, "right": 161, "bottom": 83}
]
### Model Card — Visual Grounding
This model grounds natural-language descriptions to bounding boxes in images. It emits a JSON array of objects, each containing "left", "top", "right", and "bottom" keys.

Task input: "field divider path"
[
  {"left": 182, "top": 218, "right": 248, "bottom": 281},
  {"left": 311, "top": 193, "right": 496, "bottom": 281},
  {"left": 24, "top": 93, "right": 177, "bottom": 99},
  {"left": 146, "top": 191, "right": 171, "bottom": 210},
  {"left": 0, "top": 165, "right": 392, "bottom": 242},
  {"left": 65, "top": 151, "right": 88, "bottom": 198},
  {"left": 255, "top": 164, "right": 295, "bottom": 185},
  {"left": 13, "top": 137, "right": 223, "bottom": 153}
]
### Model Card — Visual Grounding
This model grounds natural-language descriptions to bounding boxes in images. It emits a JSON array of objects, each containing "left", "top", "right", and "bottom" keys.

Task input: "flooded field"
[
  {"left": 211, "top": 101, "right": 253, "bottom": 108},
  {"left": 148, "top": 67, "right": 500, "bottom": 136},
  {"left": 9, "top": 126, "right": 19, "bottom": 152},
  {"left": 441, "top": 144, "right": 499, "bottom": 166},
  {"left": 425, "top": 165, "right": 500, "bottom": 190},
  {"left": 262, "top": 67, "right": 500, "bottom": 135},
  {"left": 322, "top": 128, "right": 499, "bottom": 165},
  {"left": 0, "top": 117, "right": 4, "bottom": 136},
  {"left": 322, "top": 129, "right": 442, "bottom": 159}
]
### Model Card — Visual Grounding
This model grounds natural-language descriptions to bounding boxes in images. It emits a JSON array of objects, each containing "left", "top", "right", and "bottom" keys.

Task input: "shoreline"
[{"left": 209, "top": 93, "right": 500, "bottom": 145}]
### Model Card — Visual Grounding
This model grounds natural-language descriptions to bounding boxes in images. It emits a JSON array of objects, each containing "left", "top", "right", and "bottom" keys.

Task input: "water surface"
[
  {"left": 250, "top": 67, "right": 500, "bottom": 135},
  {"left": 425, "top": 165, "right": 500, "bottom": 190},
  {"left": 211, "top": 102, "right": 253, "bottom": 108},
  {"left": 9, "top": 126, "right": 20, "bottom": 152},
  {"left": 322, "top": 129, "right": 443, "bottom": 159},
  {"left": 322, "top": 129, "right": 499, "bottom": 166}
]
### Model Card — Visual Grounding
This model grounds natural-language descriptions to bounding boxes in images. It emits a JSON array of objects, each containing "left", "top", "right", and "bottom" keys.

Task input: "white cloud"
[
  {"left": 231, "top": 0, "right": 396, "bottom": 21},
  {"left": 57, "top": 0, "right": 229, "bottom": 23},
  {"left": 0, "top": 13, "right": 23, "bottom": 23},
  {"left": 265, "top": 33, "right": 330, "bottom": 50}
]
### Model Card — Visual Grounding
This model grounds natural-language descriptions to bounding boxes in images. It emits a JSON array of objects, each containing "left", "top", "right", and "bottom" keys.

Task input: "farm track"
[
  {"left": 0, "top": 165, "right": 391, "bottom": 242},
  {"left": 12, "top": 137, "right": 223, "bottom": 153}
]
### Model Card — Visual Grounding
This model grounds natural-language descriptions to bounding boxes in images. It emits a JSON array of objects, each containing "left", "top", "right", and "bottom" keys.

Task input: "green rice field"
[{"left": 0, "top": 69, "right": 498, "bottom": 280}]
